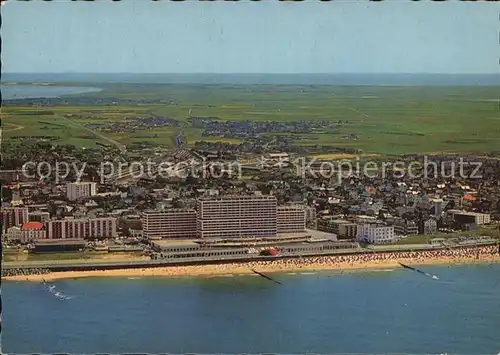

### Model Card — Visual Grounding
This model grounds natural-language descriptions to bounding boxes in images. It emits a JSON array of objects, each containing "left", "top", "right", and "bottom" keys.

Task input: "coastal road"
[{"left": 60, "top": 116, "right": 127, "bottom": 153}]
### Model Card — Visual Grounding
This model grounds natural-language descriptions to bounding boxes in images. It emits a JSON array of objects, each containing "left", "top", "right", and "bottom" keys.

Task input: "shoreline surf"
[{"left": 4, "top": 255, "right": 500, "bottom": 282}]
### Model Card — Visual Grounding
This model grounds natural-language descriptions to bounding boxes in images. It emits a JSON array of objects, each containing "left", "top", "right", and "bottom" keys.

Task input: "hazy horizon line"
[{"left": 3, "top": 72, "right": 500, "bottom": 76}]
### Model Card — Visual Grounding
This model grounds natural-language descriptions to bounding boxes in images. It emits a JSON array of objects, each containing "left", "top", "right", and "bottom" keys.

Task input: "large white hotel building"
[
  {"left": 142, "top": 209, "right": 197, "bottom": 239},
  {"left": 197, "top": 195, "right": 278, "bottom": 239},
  {"left": 142, "top": 195, "right": 306, "bottom": 239}
]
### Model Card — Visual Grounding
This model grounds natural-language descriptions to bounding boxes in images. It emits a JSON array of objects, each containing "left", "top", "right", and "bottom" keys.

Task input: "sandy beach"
[{"left": 4, "top": 245, "right": 500, "bottom": 282}]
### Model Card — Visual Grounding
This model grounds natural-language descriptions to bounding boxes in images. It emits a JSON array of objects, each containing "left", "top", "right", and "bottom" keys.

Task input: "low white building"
[
  {"left": 5, "top": 221, "right": 46, "bottom": 243},
  {"left": 446, "top": 210, "right": 491, "bottom": 226},
  {"left": 393, "top": 218, "right": 419, "bottom": 236},
  {"left": 421, "top": 218, "right": 438, "bottom": 235},
  {"left": 356, "top": 224, "right": 395, "bottom": 244},
  {"left": 5, "top": 226, "right": 23, "bottom": 242}
]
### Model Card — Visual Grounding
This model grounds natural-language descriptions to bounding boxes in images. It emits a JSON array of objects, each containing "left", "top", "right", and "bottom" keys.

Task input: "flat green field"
[{"left": 3, "top": 84, "right": 500, "bottom": 155}]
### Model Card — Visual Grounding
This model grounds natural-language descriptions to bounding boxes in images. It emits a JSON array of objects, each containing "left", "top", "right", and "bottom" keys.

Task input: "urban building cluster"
[
  {"left": 1, "top": 149, "right": 499, "bottom": 253},
  {"left": 2, "top": 205, "right": 117, "bottom": 243},
  {"left": 317, "top": 196, "right": 493, "bottom": 244}
]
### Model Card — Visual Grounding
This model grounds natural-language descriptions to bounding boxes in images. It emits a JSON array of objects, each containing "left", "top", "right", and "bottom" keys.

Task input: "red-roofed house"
[
  {"left": 20, "top": 221, "right": 46, "bottom": 242},
  {"left": 365, "top": 187, "right": 376, "bottom": 194},
  {"left": 462, "top": 193, "right": 477, "bottom": 202}
]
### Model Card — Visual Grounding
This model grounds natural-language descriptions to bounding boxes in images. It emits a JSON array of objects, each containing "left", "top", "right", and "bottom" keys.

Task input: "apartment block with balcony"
[
  {"left": 1, "top": 207, "right": 29, "bottom": 231},
  {"left": 142, "top": 209, "right": 197, "bottom": 239},
  {"left": 66, "top": 182, "right": 97, "bottom": 201},
  {"left": 47, "top": 217, "right": 117, "bottom": 239},
  {"left": 197, "top": 195, "right": 277, "bottom": 239},
  {"left": 277, "top": 206, "right": 306, "bottom": 233}
]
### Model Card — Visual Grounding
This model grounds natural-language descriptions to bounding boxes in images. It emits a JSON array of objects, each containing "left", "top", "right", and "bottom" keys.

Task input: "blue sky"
[{"left": 1, "top": 0, "right": 498, "bottom": 74}]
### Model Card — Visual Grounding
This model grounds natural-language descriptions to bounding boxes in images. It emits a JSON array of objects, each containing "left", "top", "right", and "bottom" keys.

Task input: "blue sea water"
[
  {"left": 3, "top": 73, "right": 500, "bottom": 86},
  {"left": 2, "top": 264, "right": 500, "bottom": 354},
  {"left": 0, "top": 85, "right": 102, "bottom": 100}
]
